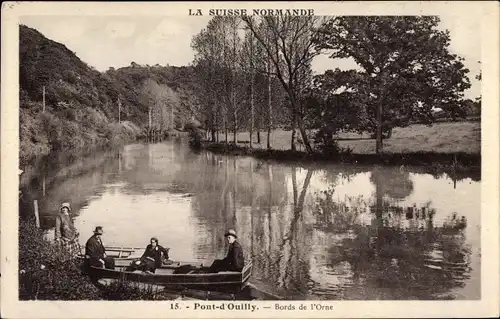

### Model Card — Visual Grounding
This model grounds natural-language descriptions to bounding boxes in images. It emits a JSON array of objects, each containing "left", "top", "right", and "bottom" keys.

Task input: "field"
[{"left": 216, "top": 121, "right": 481, "bottom": 155}]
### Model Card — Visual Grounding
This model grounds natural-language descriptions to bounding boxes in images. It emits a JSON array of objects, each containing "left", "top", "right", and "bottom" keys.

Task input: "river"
[{"left": 19, "top": 139, "right": 481, "bottom": 300}]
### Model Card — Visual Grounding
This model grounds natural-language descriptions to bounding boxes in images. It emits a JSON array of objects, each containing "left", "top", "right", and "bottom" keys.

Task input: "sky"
[{"left": 20, "top": 15, "right": 481, "bottom": 99}]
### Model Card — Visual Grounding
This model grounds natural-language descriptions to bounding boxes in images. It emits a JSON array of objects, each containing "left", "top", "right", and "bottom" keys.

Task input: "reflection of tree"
[
  {"left": 313, "top": 188, "right": 367, "bottom": 233},
  {"left": 318, "top": 194, "right": 473, "bottom": 299},
  {"left": 370, "top": 167, "right": 414, "bottom": 201},
  {"left": 272, "top": 167, "right": 313, "bottom": 292},
  {"left": 20, "top": 149, "right": 121, "bottom": 229}
]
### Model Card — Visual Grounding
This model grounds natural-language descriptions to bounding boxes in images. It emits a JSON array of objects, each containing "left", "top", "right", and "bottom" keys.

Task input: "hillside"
[{"left": 19, "top": 25, "right": 199, "bottom": 164}]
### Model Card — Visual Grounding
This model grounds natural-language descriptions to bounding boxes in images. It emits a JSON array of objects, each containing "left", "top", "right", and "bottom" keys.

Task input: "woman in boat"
[
  {"left": 208, "top": 229, "right": 245, "bottom": 273},
  {"left": 127, "top": 237, "right": 170, "bottom": 274},
  {"left": 54, "top": 202, "right": 80, "bottom": 257}
]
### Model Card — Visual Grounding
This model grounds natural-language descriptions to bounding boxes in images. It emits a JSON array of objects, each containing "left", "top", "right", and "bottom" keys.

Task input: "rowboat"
[
  {"left": 78, "top": 246, "right": 143, "bottom": 260},
  {"left": 81, "top": 247, "right": 253, "bottom": 293}
]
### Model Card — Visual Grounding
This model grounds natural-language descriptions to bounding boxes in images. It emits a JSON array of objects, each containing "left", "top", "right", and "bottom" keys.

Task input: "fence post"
[{"left": 33, "top": 200, "right": 40, "bottom": 228}]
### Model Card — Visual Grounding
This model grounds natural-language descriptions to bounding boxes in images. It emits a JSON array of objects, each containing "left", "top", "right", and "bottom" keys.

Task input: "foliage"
[
  {"left": 100, "top": 280, "right": 167, "bottom": 300},
  {"left": 19, "top": 25, "right": 201, "bottom": 164},
  {"left": 313, "top": 128, "right": 352, "bottom": 157},
  {"left": 242, "top": 16, "right": 331, "bottom": 153},
  {"left": 19, "top": 217, "right": 102, "bottom": 300},
  {"left": 19, "top": 217, "right": 173, "bottom": 300}
]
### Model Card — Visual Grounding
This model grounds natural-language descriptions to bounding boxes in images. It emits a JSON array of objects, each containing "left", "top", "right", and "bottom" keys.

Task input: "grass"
[{"left": 215, "top": 121, "right": 480, "bottom": 155}]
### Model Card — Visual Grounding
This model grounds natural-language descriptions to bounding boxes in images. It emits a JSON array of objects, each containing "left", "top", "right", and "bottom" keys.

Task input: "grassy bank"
[
  {"left": 204, "top": 142, "right": 480, "bottom": 168},
  {"left": 202, "top": 122, "right": 481, "bottom": 176},
  {"left": 18, "top": 217, "right": 174, "bottom": 300},
  {"left": 216, "top": 122, "right": 480, "bottom": 155}
]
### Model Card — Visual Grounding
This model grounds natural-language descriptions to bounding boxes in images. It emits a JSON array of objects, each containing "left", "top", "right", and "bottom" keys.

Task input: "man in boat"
[
  {"left": 54, "top": 202, "right": 80, "bottom": 257},
  {"left": 208, "top": 229, "right": 245, "bottom": 273},
  {"left": 84, "top": 226, "right": 115, "bottom": 270},
  {"left": 126, "top": 237, "right": 171, "bottom": 274}
]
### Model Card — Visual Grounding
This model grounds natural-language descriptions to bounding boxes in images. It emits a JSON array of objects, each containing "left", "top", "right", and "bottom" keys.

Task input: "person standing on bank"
[
  {"left": 126, "top": 237, "right": 171, "bottom": 274},
  {"left": 54, "top": 202, "right": 80, "bottom": 256},
  {"left": 85, "top": 226, "right": 115, "bottom": 270},
  {"left": 208, "top": 229, "right": 245, "bottom": 273}
]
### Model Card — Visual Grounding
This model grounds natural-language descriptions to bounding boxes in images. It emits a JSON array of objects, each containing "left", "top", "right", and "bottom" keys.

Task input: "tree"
[
  {"left": 191, "top": 25, "right": 221, "bottom": 141},
  {"left": 315, "top": 16, "right": 472, "bottom": 153},
  {"left": 475, "top": 61, "right": 481, "bottom": 107},
  {"left": 140, "top": 78, "right": 161, "bottom": 135},
  {"left": 241, "top": 28, "right": 256, "bottom": 148},
  {"left": 242, "top": 16, "right": 330, "bottom": 154}
]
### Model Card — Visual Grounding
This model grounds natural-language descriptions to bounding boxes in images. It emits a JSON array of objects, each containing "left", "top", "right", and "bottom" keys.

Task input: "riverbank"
[
  {"left": 203, "top": 122, "right": 481, "bottom": 175},
  {"left": 202, "top": 141, "right": 480, "bottom": 177},
  {"left": 20, "top": 108, "right": 143, "bottom": 166},
  {"left": 217, "top": 122, "right": 481, "bottom": 154}
]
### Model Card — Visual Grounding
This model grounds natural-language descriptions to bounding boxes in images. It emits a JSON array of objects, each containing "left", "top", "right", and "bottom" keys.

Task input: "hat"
[
  {"left": 60, "top": 202, "right": 71, "bottom": 212},
  {"left": 224, "top": 229, "right": 237, "bottom": 238},
  {"left": 93, "top": 226, "right": 104, "bottom": 235}
]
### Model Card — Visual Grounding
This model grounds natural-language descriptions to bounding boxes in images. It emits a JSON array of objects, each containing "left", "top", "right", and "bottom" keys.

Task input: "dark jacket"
[
  {"left": 55, "top": 213, "right": 77, "bottom": 241},
  {"left": 85, "top": 235, "right": 106, "bottom": 261},
  {"left": 223, "top": 241, "right": 245, "bottom": 271},
  {"left": 140, "top": 244, "right": 170, "bottom": 269}
]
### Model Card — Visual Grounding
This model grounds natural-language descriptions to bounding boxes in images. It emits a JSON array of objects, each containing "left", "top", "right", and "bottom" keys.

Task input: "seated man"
[
  {"left": 126, "top": 237, "right": 170, "bottom": 274},
  {"left": 85, "top": 226, "right": 115, "bottom": 270},
  {"left": 208, "top": 229, "right": 244, "bottom": 273}
]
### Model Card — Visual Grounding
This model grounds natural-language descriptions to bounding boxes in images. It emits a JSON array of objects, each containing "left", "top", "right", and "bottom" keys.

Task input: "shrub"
[
  {"left": 313, "top": 128, "right": 343, "bottom": 157},
  {"left": 188, "top": 130, "right": 202, "bottom": 149},
  {"left": 19, "top": 217, "right": 174, "bottom": 300},
  {"left": 100, "top": 280, "right": 168, "bottom": 300},
  {"left": 19, "top": 218, "right": 102, "bottom": 300}
]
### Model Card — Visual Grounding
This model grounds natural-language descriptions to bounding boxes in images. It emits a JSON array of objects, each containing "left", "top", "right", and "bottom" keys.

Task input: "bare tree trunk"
[
  {"left": 232, "top": 19, "right": 238, "bottom": 145},
  {"left": 376, "top": 101, "right": 383, "bottom": 154},
  {"left": 148, "top": 106, "right": 152, "bottom": 140},
  {"left": 291, "top": 110, "right": 297, "bottom": 151},
  {"left": 211, "top": 127, "right": 216, "bottom": 142},
  {"left": 233, "top": 121, "right": 237, "bottom": 144},
  {"left": 223, "top": 114, "right": 228, "bottom": 143},
  {"left": 267, "top": 50, "right": 272, "bottom": 150},
  {"left": 171, "top": 102, "right": 174, "bottom": 131},
  {"left": 296, "top": 117, "right": 312, "bottom": 153},
  {"left": 249, "top": 32, "right": 254, "bottom": 149}
]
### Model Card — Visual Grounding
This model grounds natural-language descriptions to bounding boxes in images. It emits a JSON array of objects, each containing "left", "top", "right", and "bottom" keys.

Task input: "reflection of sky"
[
  {"left": 291, "top": 167, "right": 480, "bottom": 299},
  {"left": 33, "top": 141, "right": 480, "bottom": 300},
  {"left": 73, "top": 188, "right": 201, "bottom": 262},
  {"left": 300, "top": 169, "right": 479, "bottom": 232}
]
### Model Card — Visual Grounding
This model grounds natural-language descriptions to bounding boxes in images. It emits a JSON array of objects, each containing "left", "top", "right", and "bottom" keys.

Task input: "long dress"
[{"left": 55, "top": 212, "right": 79, "bottom": 257}]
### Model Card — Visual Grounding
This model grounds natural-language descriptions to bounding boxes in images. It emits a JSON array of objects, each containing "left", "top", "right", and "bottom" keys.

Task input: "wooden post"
[
  {"left": 171, "top": 103, "right": 174, "bottom": 131},
  {"left": 118, "top": 98, "right": 121, "bottom": 124},
  {"left": 33, "top": 200, "right": 40, "bottom": 228},
  {"left": 42, "top": 86, "right": 46, "bottom": 113},
  {"left": 42, "top": 176, "right": 46, "bottom": 197}
]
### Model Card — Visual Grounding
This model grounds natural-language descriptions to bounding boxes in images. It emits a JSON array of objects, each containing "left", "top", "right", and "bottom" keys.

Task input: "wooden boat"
[
  {"left": 78, "top": 246, "right": 143, "bottom": 260},
  {"left": 82, "top": 247, "right": 253, "bottom": 292}
]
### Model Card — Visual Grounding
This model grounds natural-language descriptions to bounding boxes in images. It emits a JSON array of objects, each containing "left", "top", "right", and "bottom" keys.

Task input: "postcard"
[{"left": 1, "top": 1, "right": 499, "bottom": 318}]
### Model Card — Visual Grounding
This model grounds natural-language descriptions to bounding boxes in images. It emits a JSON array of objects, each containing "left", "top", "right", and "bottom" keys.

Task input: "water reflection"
[{"left": 21, "top": 140, "right": 480, "bottom": 300}]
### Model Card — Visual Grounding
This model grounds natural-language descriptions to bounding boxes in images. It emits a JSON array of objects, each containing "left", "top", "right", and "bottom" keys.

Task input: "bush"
[
  {"left": 188, "top": 130, "right": 202, "bottom": 149},
  {"left": 313, "top": 128, "right": 343, "bottom": 157},
  {"left": 19, "top": 218, "right": 172, "bottom": 300},
  {"left": 100, "top": 280, "right": 169, "bottom": 300},
  {"left": 19, "top": 218, "right": 102, "bottom": 300}
]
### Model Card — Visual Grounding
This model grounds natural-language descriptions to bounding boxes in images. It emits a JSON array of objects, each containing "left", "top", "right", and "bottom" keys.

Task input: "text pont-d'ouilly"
[{"left": 188, "top": 9, "right": 315, "bottom": 16}]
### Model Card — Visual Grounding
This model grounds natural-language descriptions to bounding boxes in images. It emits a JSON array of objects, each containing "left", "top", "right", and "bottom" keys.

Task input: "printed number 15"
[{"left": 171, "top": 303, "right": 179, "bottom": 310}]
